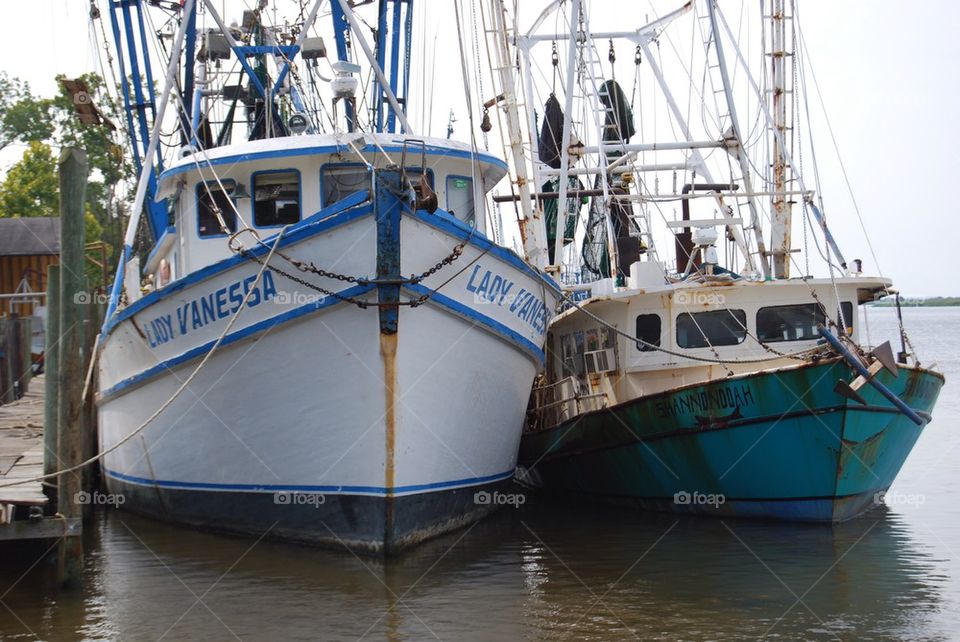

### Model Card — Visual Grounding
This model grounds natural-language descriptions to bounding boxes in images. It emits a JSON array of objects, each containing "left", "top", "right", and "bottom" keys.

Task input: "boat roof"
[
  {"left": 157, "top": 132, "right": 509, "bottom": 196},
  {"left": 552, "top": 275, "right": 894, "bottom": 324}
]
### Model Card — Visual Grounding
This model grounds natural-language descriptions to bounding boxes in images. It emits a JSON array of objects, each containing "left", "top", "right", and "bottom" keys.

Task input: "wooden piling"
[
  {"left": 42, "top": 265, "right": 60, "bottom": 493},
  {"left": 0, "top": 316, "right": 24, "bottom": 404},
  {"left": 81, "top": 289, "right": 101, "bottom": 515},
  {"left": 56, "top": 147, "right": 88, "bottom": 587}
]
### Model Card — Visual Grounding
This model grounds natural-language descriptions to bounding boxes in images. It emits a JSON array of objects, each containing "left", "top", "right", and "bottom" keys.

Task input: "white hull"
[{"left": 97, "top": 197, "right": 559, "bottom": 552}]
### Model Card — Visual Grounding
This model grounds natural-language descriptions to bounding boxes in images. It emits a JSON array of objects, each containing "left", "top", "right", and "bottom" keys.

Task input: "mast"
[
  {"left": 769, "top": 0, "right": 792, "bottom": 279},
  {"left": 373, "top": 0, "right": 414, "bottom": 133},
  {"left": 106, "top": 0, "right": 169, "bottom": 242},
  {"left": 333, "top": 0, "right": 412, "bottom": 133},
  {"left": 706, "top": 0, "right": 771, "bottom": 280},
  {"left": 488, "top": 0, "right": 548, "bottom": 270},
  {"left": 552, "top": 0, "right": 582, "bottom": 273}
]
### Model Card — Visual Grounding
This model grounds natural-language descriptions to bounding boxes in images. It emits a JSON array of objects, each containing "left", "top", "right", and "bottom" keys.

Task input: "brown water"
[{"left": 2, "top": 307, "right": 958, "bottom": 641}]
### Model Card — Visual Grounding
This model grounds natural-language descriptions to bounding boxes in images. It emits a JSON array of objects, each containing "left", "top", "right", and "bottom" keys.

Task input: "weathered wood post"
[
  {"left": 56, "top": 147, "right": 88, "bottom": 587},
  {"left": 43, "top": 265, "right": 61, "bottom": 502},
  {"left": 0, "top": 317, "right": 13, "bottom": 404},
  {"left": 81, "top": 291, "right": 102, "bottom": 508},
  {"left": 18, "top": 315, "right": 32, "bottom": 394},
  {"left": 1, "top": 315, "right": 22, "bottom": 403}
]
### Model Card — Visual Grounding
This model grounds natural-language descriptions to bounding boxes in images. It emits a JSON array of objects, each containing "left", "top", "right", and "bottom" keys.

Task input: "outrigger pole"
[
  {"left": 333, "top": 0, "right": 413, "bottom": 134},
  {"left": 713, "top": 4, "right": 848, "bottom": 270},
  {"left": 105, "top": 0, "right": 196, "bottom": 322},
  {"left": 106, "top": 0, "right": 170, "bottom": 241}
]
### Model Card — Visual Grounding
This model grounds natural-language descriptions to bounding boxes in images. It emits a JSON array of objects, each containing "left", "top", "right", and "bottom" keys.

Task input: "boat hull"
[
  {"left": 519, "top": 359, "right": 943, "bottom": 522},
  {"left": 97, "top": 195, "right": 559, "bottom": 554}
]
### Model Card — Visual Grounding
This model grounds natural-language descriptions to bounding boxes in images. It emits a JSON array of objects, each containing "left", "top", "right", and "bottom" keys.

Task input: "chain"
[
  {"left": 239, "top": 248, "right": 374, "bottom": 308},
  {"left": 234, "top": 226, "right": 474, "bottom": 309},
  {"left": 410, "top": 230, "right": 473, "bottom": 284},
  {"left": 284, "top": 254, "right": 369, "bottom": 285}
]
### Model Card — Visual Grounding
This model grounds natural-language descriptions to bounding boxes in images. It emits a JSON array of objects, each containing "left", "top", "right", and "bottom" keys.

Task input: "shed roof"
[{"left": 0, "top": 217, "right": 61, "bottom": 256}]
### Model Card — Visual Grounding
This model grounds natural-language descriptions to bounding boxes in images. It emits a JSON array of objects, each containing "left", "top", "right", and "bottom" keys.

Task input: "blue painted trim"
[
  {"left": 376, "top": 1, "right": 389, "bottom": 132},
  {"left": 250, "top": 168, "right": 301, "bottom": 228},
  {"left": 158, "top": 143, "right": 509, "bottom": 183},
  {"left": 182, "top": 2, "right": 197, "bottom": 133},
  {"left": 105, "top": 467, "right": 514, "bottom": 496},
  {"left": 189, "top": 85, "right": 203, "bottom": 147},
  {"left": 388, "top": 0, "right": 402, "bottom": 133},
  {"left": 99, "top": 282, "right": 376, "bottom": 402},
  {"left": 107, "top": 2, "right": 141, "bottom": 174},
  {"left": 100, "top": 275, "right": 545, "bottom": 401},
  {"left": 375, "top": 172, "right": 403, "bottom": 334},
  {"left": 403, "top": 283, "right": 545, "bottom": 365},
  {"left": 408, "top": 208, "right": 563, "bottom": 295},
  {"left": 272, "top": 47, "right": 302, "bottom": 94},
  {"left": 101, "top": 190, "right": 373, "bottom": 337},
  {"left": 104, "top": 244, "right": 131, "bottom": 324},
  {"left": 145, "top": 226, "right": 177, "bottom": 269},
  {"left": 102, "top": 266, "right": 545, "bottom": 404}
]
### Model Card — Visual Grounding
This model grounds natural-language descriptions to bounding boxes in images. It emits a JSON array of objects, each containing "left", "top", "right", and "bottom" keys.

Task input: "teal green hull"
[{"left": 519, "top": 359, "right": 943, "bottom": 521}]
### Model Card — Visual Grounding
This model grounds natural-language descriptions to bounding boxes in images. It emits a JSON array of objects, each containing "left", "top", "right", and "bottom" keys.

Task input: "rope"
[{"left": 0, "top": 227, "right": 290, "bottom": 490}]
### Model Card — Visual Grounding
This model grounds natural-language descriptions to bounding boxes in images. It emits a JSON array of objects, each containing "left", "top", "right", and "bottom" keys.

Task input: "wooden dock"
[{"left": 0, "top": 375, "right": 81, "bottom": 541}]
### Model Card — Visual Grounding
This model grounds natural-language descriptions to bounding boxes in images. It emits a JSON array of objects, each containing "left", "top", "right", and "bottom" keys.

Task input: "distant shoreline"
[{"left": 871, "top": 297, "right": 960, "bottom": 307}]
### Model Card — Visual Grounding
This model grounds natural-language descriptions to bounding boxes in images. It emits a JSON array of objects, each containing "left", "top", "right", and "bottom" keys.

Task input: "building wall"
[{"left": 0, "top": 254, "right": 59, "bottom": 317}]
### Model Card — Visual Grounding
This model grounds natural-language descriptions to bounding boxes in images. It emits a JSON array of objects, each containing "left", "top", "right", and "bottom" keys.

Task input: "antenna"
[{"left": 446, "top": 110, "right": 456, "bottom": 139}]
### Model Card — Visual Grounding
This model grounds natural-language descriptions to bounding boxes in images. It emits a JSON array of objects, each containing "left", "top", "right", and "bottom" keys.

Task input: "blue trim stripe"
[
  {"left": 102, "top": 190, "right": 373, "bottom": 337},
  {"left": 105, "top": 468, "right": 514, "bottom": 496},
  {"left": 159, "top": 143, "right": 509, "bottom": 183},
  {"left": 403, "top": 283, "right": 545, "bottom": 365},
  {"left": 99, "top": 283, "right": 376, "bottom": 402},
  {"left": 145, "top": 225, "right": 177, "bottom": 269},
  {"left": 99, "top": 278, "right": 543, "bottom": 402},
  {"left": 408, "top": 208, "right": 563, "bottom": 295}
]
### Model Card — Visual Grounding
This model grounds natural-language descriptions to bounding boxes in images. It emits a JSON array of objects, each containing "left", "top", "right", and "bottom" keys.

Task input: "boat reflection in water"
[{"left": 0, "top": 501, "right": 948, "bottom": 640}]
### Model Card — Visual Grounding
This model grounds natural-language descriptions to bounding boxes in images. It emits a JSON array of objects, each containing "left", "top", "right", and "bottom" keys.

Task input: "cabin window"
[
  {"left": 756, "top": 303, "right": 825, "bottom": 343},
  {"left": 677, "top": 309, "right": 747, "bottom": 348},
  {"left": 197, "top": 180, "right": 237, "bottom": 238},
  {"left": 838, "top": 302, "right": 855, "bottom": 333},
  {"left": 253, "top": 170, "right": 300, "bottom": 227},
  {"left": 635, "top": 314, "right": 661, "bottom": 352},
  {"left": 321, "top": 164, "right": 371, "bottom": 207},
  {"left": 446, "top": 175, "right": 475, "bottom": 226},
  {"left": 560, "top": 331, "right": 585, "bottom": 378},
  {"left": 560, "top": 327, "right": 614, "bottom": 377}
]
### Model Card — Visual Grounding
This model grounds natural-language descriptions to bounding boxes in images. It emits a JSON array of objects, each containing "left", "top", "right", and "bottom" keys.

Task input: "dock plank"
[{"left": 0, "top": 375, "right": 48, "bottom": 509}]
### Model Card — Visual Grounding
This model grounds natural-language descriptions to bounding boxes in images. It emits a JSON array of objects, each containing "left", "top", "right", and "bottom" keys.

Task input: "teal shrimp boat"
[
  {"left": 520, "top": 321, "right": 943, "bottom": 521},
  {"left": 507, "top": 0, "right": 943, "bottom": 521}
]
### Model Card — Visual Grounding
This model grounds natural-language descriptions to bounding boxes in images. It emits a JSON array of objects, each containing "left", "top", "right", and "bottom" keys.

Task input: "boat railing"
[{"left": 528, "top": 376, "right": 608, "bottom": 431}]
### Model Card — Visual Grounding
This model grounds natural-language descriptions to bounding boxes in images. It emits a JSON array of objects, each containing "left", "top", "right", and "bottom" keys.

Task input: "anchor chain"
[
  {"left": 238, "top": 248, "right": 374, "bottom": 308},
  {"left": 233, "top": 227, "right": 475, "bottom": 309}
]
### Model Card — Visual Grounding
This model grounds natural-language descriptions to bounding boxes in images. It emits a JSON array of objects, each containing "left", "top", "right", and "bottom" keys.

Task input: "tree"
[
  {"left": 0, "top": 142, "right": 59, "bottom": 218},
  {"left": 0, "top": 73, "right": 54, "bottom": 151}
]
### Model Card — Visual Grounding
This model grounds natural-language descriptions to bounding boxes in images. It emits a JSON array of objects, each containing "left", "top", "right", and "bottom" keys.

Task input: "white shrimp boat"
[{"left": 95, "top": 0, "right": 560, "bottom": 553}]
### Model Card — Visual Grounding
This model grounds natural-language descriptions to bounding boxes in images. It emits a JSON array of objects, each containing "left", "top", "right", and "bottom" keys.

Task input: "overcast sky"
[{"left": 2, "top": 1, "right": 957, "bottom": 296}]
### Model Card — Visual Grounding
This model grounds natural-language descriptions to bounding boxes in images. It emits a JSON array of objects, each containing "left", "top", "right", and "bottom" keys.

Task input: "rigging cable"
[{"left": 0, "top": 226, "right": 291, "bottom": 490}]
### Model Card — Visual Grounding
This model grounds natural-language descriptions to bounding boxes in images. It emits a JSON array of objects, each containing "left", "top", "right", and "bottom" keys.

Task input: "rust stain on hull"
[{"left": 380, "top": 331, "right": 398, "bottom": 544}]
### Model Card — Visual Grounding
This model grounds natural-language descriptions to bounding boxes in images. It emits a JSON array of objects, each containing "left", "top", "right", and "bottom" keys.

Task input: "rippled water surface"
[{"left": 2, "top": 307, "right": 958, "bottom": 640}]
